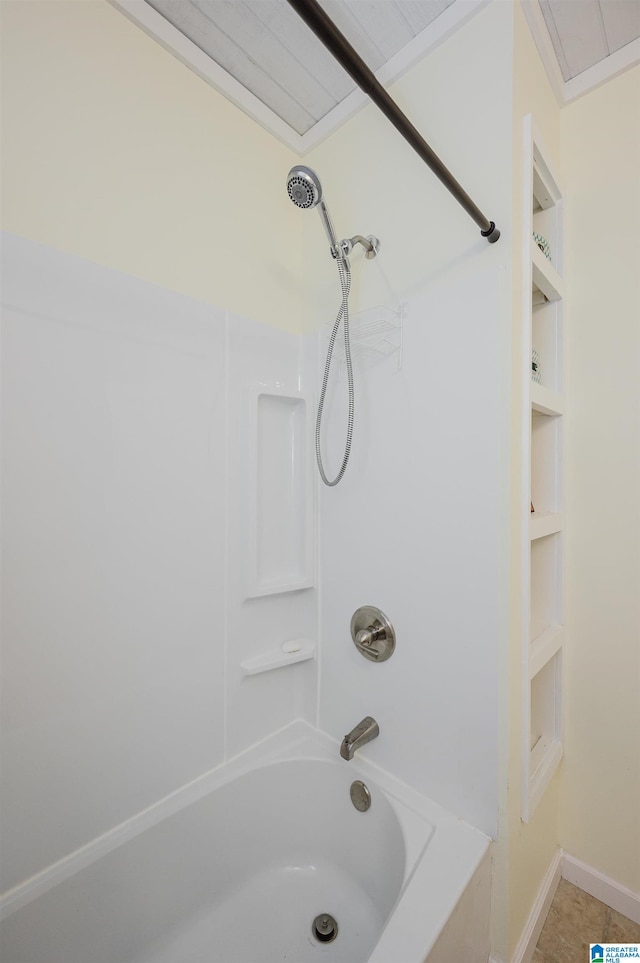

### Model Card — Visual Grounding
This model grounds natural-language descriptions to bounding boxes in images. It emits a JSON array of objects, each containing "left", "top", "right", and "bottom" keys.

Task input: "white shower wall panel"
[
  {"left": 0, "top": 233, "right": 317, "bottom": 892},
  {"left": 317, "top": 266, "right": 506, "bottom": 837},
  {"left": 0, "top": 234, "right": 227, "bottom": 890},
  {"left": 224, "top": 312, "right": 318, "bottom": 758}
]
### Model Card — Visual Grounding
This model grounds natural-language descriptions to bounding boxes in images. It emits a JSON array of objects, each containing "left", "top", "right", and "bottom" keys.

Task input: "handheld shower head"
[
  {"left": 287, "top": 165, "right": 322, "bottom": 210},
  {"left": 286, "top": 165, "right": 339, "bottom": 255}
]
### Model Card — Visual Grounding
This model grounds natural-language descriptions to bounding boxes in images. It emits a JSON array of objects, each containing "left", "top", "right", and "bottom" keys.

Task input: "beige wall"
[
  {"left": 500, "top": 5, "right": 562, "bottom": 958},
  {"left": 0, "top": 0, "right": 304, "bottom": 331},
  {"left": 560, "top": 65, "right": 640, "bottom": 893},
  {"left": 504, "top": 23, "right": 640, "bottom": 961}
]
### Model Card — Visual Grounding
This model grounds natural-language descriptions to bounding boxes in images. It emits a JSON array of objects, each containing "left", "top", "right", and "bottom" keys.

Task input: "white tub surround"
[
  {"left": 0, "top": 721, "right": 490, "bottom": 963},
  {"left": 318, "top": 265, "right": 507, "bottom": 840},
  {"left": 0, "top": 232, "right": 318, "bottom": 891}
]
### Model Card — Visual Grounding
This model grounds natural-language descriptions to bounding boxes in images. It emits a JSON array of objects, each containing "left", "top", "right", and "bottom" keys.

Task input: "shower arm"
[
  {"left": 285, "top": 0, "right": 500, "bottom": 244},
  {"left": 337, "top": 235, "right": 380, "bottom": 260}
]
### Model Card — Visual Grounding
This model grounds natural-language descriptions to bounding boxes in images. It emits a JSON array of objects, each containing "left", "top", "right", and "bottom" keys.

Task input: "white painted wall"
[
  {"left": 560, "top": 65, "right": 640, "bottom": 894},
  {"left": 307, "top": 0, "right": 514, "bottom": 837},
  {"left": 0, "top": 233, "right": 317, "bottom": 891},
  {"left": 315, "top": 267, "right": 506, "bottom": 837}
]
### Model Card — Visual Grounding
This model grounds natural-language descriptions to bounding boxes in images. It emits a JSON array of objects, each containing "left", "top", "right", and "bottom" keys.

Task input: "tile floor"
[{"left": 534, "top": 879, "right": 640, "bottom": 963}]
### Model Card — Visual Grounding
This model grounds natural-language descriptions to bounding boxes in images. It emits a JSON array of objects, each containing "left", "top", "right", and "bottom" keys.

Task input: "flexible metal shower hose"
[{"left": 315, "top": 255, "right": 353, "bottom": 487}]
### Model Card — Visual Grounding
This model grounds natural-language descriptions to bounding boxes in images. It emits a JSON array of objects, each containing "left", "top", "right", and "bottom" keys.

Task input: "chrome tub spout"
[{"left": 340, "top": 716, "right": 379, "bottom": 761}]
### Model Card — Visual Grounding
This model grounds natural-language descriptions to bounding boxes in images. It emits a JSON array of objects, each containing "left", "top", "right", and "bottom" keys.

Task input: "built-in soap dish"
[{"left": 240, "top": 640, "right": 315, "bottom": 676}]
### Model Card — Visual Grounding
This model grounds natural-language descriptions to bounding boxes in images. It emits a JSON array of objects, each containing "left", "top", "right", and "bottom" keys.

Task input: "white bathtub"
[{"left": 0, "top": 722, "right": 491, "bottom": 963}]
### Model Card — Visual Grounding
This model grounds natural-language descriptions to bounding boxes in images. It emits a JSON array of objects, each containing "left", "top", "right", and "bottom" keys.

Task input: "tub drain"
[{"left": 312, "top": 913, "right": 338, "bottom": 943}]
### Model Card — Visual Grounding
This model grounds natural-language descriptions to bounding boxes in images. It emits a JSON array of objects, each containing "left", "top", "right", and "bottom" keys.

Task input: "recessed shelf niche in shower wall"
[{"left": 246, "top": 386, "right": 314, "bottom": 597}]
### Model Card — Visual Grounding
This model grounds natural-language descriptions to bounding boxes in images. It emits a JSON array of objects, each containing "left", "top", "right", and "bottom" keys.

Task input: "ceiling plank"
[
  {"left": 246, "top": 0, "right": 355, "bottom": 103},
  {"left": 542, "top": 0, "right": 608, "bottom": 80},
  {"left": 146, "top": 0, "right": 316, "bottom": 132},
  {"left": 340, "top": 1, "right": 415, "bottom": 61},
  {"left": 599, "top": 0, "right": 640, "bottom": 56},
  {"left": 395, "top": 0, "right": 456, "bottom": 35},
  {"left": 319, "top": 1, "right": 386, "bottom": 70},
  {"left": 563, "top": 34, "right": 640, "bottom": 102},
  {"left": 194, "top": 0, "right": 340, "bottom": 121}
]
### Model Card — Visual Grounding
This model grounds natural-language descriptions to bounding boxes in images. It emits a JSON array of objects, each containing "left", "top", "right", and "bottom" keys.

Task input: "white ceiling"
[
  {"left": 523, "top": 0, "right": 640, "bottom": 103},
  {"left": 539, "top": 0, "right": 640, "bottom": 81},
  {"left": 112, "top": 0, "right": 640, "bottom": 149}
]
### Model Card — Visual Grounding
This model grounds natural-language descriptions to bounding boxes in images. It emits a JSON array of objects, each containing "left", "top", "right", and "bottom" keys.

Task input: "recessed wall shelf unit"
[{"left": 522, "top": 117, "right": 565, "bottom": 821}]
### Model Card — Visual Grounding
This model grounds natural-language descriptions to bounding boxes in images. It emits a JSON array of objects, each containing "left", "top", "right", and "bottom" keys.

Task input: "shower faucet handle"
[
  {"left": 355, "top": 627, "right": 379, "bottom": 649},
  {"left": 350, "top": 606, "right": 395, "bottom": 662}
]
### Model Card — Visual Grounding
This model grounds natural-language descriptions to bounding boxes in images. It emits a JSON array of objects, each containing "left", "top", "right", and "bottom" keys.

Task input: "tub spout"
[{"left": 340, "top": 716, "right": 379, "bottom": 761}]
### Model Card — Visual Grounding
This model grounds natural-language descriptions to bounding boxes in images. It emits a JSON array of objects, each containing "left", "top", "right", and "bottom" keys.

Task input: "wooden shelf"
[
  {"left": 530, "top": 512, "right": 563, "bottom": 541},
  {"left": 527, "top": 646, "right": 563, "bottom": 817},
  {"left": 533, "top": 161, "right": 556, "bottom": 212},
  {"left": 530, "top": 623, "right": 564, "bottom": 678},
  {"left": 529, "top": 739, "right": 563, "bottom": 815},
  {"left": 531, "top": 383, "right": 564, "bottom": 416},
  {"left": 532, "top": 241, "right": 564, "bottom": 302}
]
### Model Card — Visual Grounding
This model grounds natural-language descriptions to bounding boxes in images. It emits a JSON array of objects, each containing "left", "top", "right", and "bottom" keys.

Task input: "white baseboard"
[
  {"left": 510, "top": 848, "right": 562, "bottom": 963},
  {"left": 561, "top": 852, "right": 640, "bottom": 926}
]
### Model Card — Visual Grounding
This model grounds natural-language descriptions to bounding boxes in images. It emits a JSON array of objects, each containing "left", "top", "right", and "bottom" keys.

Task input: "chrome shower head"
[
  {"left": 287, "top": 165, "right": 322, "bottom": 210},
  {"left": 286, "top": 165, "right": 339, "bottom": 255}
]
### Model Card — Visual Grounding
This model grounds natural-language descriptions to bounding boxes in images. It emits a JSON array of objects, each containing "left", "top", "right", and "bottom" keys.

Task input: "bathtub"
[{"left": 0, "top": 722, "right": 491, "bottom": 963}]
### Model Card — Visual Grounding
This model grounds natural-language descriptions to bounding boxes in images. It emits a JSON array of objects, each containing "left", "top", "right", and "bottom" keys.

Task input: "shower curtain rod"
[{"left": 285, "top": 0, "right": 500, "bottom": 244}]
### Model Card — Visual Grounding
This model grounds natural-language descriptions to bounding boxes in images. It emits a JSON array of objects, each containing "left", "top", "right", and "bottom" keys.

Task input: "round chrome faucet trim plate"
[{"left": 350, "top": 605, "right": 396, "bottom": 662}]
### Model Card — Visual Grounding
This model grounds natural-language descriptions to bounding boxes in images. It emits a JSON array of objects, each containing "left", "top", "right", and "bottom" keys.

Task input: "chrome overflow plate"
[
  {"left": 350, "top": 605, "right": 395, "bottom": 662},
  {"left": 350, "top": 780, "right": 372, "bottom": 812}
]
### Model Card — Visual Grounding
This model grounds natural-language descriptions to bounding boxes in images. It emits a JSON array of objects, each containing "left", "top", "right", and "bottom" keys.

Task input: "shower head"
[
  {"left": 286, "top": 165, "right": 339, "bottom": 255},
  {"left": 287, "top": 165, "right": 322, "bottom": 210}
]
